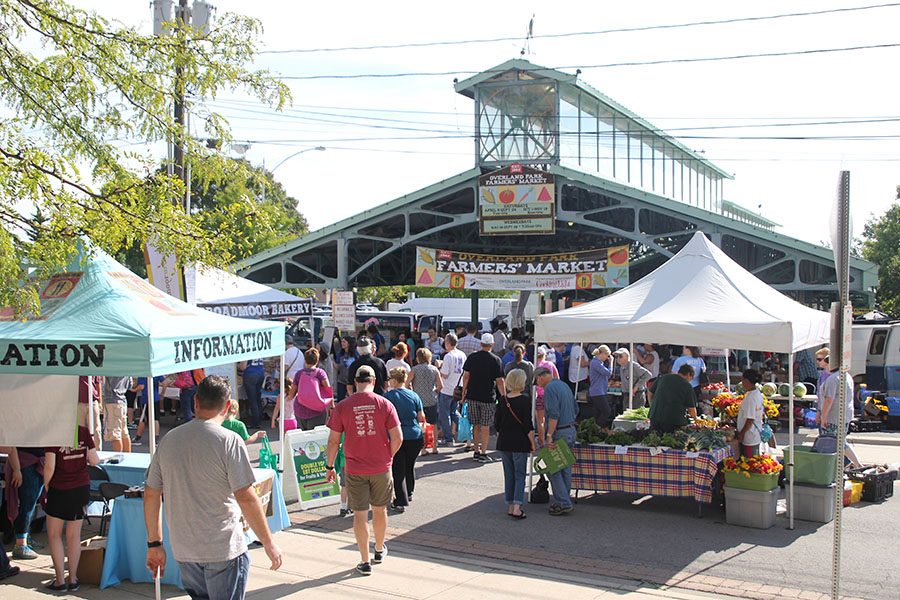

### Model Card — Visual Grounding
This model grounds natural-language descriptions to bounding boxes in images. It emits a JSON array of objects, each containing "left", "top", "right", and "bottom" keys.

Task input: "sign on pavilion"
[{"left": 477, "top": 163, "right": 555, "bottom": 235}]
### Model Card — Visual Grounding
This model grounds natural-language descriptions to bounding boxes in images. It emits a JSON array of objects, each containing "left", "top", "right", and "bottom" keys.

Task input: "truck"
[
  {"left": 857, "top": 321, "right": 900, "bottom": 396},
  {"left": 390, "top": 297, "right": 513, "bottom": 322}
]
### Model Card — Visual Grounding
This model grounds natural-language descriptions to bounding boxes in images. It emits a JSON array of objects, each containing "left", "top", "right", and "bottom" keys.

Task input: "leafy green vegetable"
[
  {"left": 576, "top": 418, "right": 606, "bottom": 444},
  {"left": 605, "top": 430, "right": 635, "bottom": 446},
  {"left": 621, "top": 407, "right": 650, "bottom": 421}
]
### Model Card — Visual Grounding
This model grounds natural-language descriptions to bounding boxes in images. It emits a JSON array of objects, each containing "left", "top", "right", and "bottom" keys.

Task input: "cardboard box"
[{"left": 76, "top": 536, "right": 107, "bottom": 585}]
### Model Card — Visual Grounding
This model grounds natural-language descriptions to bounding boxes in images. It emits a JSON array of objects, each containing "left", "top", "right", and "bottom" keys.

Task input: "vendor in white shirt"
[{"left": 736, "top": 369, "right": 765, "bottom": 458}]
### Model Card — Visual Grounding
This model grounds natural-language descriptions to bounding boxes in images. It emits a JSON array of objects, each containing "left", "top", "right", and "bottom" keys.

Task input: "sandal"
[
  {"left": 509, "top": 511, "right": 527, "bottom": 520},
  {"left": 45, "top": 581, "right": 68, "bottom": 592}
]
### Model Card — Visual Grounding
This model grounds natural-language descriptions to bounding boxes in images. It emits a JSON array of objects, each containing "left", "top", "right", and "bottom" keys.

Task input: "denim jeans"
[
  {"left": 14, "top": 464, "right": 44, "bottom": 537},
  {"left": 547, "top": 427, "right": 576, "bottom": 508},
  {"left": 179, "top": 387, "right": 196, "bottom": 422},
  {"left": 243, "top": 373, "right": 265, "bottom": 428},
  {"left": 179, "top": 552, "right": 249, "bottom": 600},
  {"left": 500, "top": 451, "right": 528, "bottom": 505},
  {"left": 437, "top": 393, "right": 458, "bottom": 443}
]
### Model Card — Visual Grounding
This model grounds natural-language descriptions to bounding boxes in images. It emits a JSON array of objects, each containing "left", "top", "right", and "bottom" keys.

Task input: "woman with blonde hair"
[
  {"left": 384, "top": 368, "right": 425, "bottom": 512},
  {"left": 495, "top": 368, "right": 534, "bottom": 519},
  {"left": 408, "top": 347, "right": 442, "bottom": 454}
]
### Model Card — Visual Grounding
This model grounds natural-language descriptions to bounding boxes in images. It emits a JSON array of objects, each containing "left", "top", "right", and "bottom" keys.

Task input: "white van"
[{"left": 863, "top": 322, "right": 900, "bottom": 395}]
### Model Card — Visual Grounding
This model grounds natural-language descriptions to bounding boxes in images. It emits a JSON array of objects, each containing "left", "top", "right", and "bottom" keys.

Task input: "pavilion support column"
[
  {"left": 470, "top": 289, "right": 480, "bottom": 327},
  {"left": 336, "top": 237, "right": 349, "bottom": 290}
]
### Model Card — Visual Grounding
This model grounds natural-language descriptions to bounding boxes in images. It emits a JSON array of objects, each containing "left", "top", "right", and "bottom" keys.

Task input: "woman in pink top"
[
  {"left": 289, "top": 348, "right": 332, "bottom": 430},
  {"left": 534, "top": 346, "right": 559, "bottom": 444}
]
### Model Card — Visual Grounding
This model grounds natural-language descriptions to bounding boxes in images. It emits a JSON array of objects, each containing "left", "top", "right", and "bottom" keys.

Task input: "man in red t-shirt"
[{"left": 325, "top": 365, "right": 401, "bottom": 576}]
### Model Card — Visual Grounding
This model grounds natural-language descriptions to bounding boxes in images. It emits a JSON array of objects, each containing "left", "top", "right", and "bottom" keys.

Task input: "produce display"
[
  {"left": 604, "top": 429, "right": 636, "bottom": 446},
  {"left": 723, "top": 454, "right": 783, "bottom": 476},
  {"left": 711, "top": 391, "right": 780, "bottom": 420},
  {"left": 576, "top": 418, "right": 606, "bottom": 444},
  {"left": 620, "top": 406, "right": 650, "bottom": 421},
  {"left": 576, "top": 416, "right": 730, "bottom": 452}
]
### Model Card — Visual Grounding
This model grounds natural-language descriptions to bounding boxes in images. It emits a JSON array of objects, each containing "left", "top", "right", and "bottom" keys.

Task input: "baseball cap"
[
  {"left": 613, "top": 348, "right": 630, "bottom": 358},
  {"left": 355, "top": 365, "right": 375, "bottom": 381},
  {"left": 356, "top": 336, "right": 371, "bottom": 348},
  {"left": 533, "top": 366, "right": 552, "bottom": 378},
  {"left": 480, "top": 333, "right": 495, "bottom": 346}
]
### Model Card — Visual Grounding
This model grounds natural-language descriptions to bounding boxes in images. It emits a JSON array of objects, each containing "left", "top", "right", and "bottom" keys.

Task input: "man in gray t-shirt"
[{"left": 145, "top": 376, "right": 282, "bottom": 599}]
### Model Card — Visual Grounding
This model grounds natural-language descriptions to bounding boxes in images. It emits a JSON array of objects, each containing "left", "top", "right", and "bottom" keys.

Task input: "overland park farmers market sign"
[
  {"left": 415, "top": 246, "right": 629, "bottom": 291},
  {"left": 478, "top": 163, "right": 555, "bottom": 235}
]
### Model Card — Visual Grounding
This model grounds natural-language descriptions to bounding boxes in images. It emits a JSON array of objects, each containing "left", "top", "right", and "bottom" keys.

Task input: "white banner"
[
  {"left": 144, "top": 236, "right": 184, "bottom": 300},
  {"left": 0, "top": 375, "right": 79, "bottom": 446}
]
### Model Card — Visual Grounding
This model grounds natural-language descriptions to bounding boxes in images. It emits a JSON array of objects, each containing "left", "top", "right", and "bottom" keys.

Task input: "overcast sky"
[{"left": 82, "top": 0, "right": 900, "bottom": 246}]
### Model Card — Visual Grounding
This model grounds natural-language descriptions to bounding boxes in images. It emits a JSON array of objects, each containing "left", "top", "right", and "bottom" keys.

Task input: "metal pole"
[
  {"left": 629, "top": 342, "right": 634, "bottom": 410},
  {"left": 470, "top": 289, "right": 480, "bottom": 329},
  {"left": 725, "top": 349, "right": 731, "bottom": 391},
  {"left": 149, "top": 375, "right": 157, "bottom": 455},
  {"left": 573, "top": 342, "right": 584, "bottom": 400},
  {"left": 788, "top": 353, "right": 795, "bottom": 530},
  {"left": 278, "top": 354, "right": 285, "bottom": 472},
  {"left": 831, "top": 171, "right": 851, "bottom": 600},
  {"left": 527, "top": 339, "right": 538, "bottom": 499}
]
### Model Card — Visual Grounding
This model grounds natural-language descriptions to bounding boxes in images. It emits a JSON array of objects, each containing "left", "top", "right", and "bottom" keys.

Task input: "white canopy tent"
[
  {"left": 186, "top": 265, "right": 312, "bottom": 319},
  {"left": 534, "top": 231, "right": 832, "bottom": 528}
]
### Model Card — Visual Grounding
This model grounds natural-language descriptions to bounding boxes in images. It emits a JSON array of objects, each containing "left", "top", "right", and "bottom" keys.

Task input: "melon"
[
  {"left": 793, "top": 383, "right": 808, "bottom": 398},
  {"left": 761, "top": 382, "right": 778, "bottom": 397},
  {"left": 778, "top": 383, "right": 791, "bottom": 397}
]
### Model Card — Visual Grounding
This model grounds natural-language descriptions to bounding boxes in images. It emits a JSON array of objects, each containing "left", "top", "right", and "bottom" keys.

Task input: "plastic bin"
[
  {"left": 787, "top": 483, "right": 836, "bottom": 523},
  {"left": 611, "top": 417, "right": 649, "bottom": 432},
  {"left": 724, "top": 470, "right": 779, "bottom": 492},
  {"left": 886, "top": 396, "right": 900, "bottom": 417},
  {"left": 725, "top": 487, "right": 777, "bottom": 529},
  {"left": 782, "top": 446, "right": 837, "bottom": 485},
  {"left": 846, "top": 468, "right": 896, "bottom": 502}
]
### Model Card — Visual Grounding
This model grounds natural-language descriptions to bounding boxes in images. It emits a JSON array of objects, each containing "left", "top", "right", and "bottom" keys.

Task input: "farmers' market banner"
[{"left": 415, "top": 246, "right": 630, "bottom": 291}]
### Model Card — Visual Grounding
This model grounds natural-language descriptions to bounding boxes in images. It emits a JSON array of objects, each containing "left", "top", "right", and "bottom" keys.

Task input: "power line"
[
  {"left": 276, "top": 42, "right": 900, "bottom": 80},
  {"left": 259, "top": 3, "right": 900, "bottom": 54}
]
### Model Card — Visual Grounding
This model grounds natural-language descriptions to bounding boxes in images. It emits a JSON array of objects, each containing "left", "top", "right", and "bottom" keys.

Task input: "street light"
[{"left": 269, "top": 146, "right": 326, "bottom": 174}]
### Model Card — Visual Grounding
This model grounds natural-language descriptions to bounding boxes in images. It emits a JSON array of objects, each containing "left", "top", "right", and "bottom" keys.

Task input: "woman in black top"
[{"left": 495, "top": 369, "right": 535, "bottom": 519}]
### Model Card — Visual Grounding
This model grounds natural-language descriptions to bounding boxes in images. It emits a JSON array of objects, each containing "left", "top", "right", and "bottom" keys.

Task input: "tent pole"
[
  {"left": 527, "top": 339, "right": 538, "bottom": 498},
  {"left": 725, "top": 349, "right": 731, "bottom": 391},
  {"left": 87, "top": 376, "right": 96, "bottom": 447},
  {"left": 629, "top": 342, "right": 634, "bottom": 410},
  {"left": 788, "top": 352, "right": 794, "bottom": 530},
  {"left": 574, "top": 343, "right": 584, "bottom": 400},
  {"left": 279, "top": 355, "right": 285, "bottom": 472},
  {"left": 149, "top": 374, "right": 157, "bottom": 455}
]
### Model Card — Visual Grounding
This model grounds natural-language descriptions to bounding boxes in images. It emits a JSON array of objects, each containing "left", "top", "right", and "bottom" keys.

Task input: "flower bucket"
[{"left": 724, "top": 470, "right": 779, "bottom": 492}]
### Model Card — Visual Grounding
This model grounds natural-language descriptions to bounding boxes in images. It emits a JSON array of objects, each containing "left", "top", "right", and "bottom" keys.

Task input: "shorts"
[
  {"left": 345, "top": 471, "right": 393, "bottom": 511},
  {"left": 468, "top": 400, "right": 496, "bottom": 427},
  {"left": 423, "top": 405, "right": 438, "bottom": 424},
  {"left": 45, "top": 485, "right": 89, "bottom": 521},
  {"left": 104, "top": 403, "right": 128, "bottom": 441}
]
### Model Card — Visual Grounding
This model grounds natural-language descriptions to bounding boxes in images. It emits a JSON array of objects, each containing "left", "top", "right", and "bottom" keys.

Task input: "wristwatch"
[
  {"left": 147, "top": 540, "right": 162, "bottom": 549},
  {"left": 325, "top": 464, "right": 335, "bottom": 471}
]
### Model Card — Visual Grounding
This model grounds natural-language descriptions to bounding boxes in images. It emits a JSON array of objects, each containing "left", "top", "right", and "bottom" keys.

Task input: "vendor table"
[
  {"left": 100, "top": 469, "right": 291, "bottom": 589},
  {"left": 97, "top": 451, "right": 151, "bottom": 487},
  {"left": 572, "top": 443, "right": 731, "bottom": 510}
]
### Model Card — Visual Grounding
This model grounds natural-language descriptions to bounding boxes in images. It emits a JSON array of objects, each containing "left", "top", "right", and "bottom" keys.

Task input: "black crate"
[
  {"left": 847, "top": 468, "right": 896, "bottom": 502},
  {"left": 849, "top": 419, "right": 884, "bottom": 433}
]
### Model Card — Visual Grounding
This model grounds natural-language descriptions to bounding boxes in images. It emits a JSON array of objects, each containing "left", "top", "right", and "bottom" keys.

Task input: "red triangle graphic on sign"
[
  {"left": 538, "top": 186, "right": 552, "bottom": 202},
  {"left": 417, "top": 269, "right": 434, "bottom": 285}
]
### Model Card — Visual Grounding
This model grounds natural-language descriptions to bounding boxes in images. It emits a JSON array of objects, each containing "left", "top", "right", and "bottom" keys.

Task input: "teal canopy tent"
[
  {"left": 0, "top": 248, "right": 285, "bottom": 453},
  {"left": 0, "top": 249, "right": 285, "bottom": 376}
]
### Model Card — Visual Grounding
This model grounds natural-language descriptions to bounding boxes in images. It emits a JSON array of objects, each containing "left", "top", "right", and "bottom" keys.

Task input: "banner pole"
[{"left": 149, "top": 373, "right": 157, "bottom": 456}]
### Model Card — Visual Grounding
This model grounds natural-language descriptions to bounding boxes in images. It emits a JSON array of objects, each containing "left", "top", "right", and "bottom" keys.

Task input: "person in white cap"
[{"left": 460, "top": 333, "right": 506, "bottom": 462}]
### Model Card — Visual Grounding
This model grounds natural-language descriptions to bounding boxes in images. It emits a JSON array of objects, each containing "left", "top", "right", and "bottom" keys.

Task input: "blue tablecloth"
[
  {"left": 97, "top": 452, "right": 152, "bottom": 487},
  {"left": 100, "top": 470, "right": 291, "bottom": 589}
]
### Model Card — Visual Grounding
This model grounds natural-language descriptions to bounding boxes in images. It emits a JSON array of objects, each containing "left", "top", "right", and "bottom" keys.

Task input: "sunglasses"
[{"left": 816, "top": 357, "right": 828, "bottom": 362}]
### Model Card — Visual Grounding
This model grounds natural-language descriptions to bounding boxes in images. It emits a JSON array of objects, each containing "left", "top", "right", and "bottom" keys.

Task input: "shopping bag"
[
  {"left": 424, "top": 423, "right": 436, "bottom": 448},
  {"left": 530, "top": 474, "right": 550, "bottom": 504},
  {"left": 298, "top": 371, "right": 330, "bottom": 411},
  {"left": 258, "top": 434, "right": 279, "bottom": 470},
  {"left": 532, "top": 438, "right": 576, "bottom": 475},
  {"left": 457, "top": 404, "right": 473, "bottom": 442}
]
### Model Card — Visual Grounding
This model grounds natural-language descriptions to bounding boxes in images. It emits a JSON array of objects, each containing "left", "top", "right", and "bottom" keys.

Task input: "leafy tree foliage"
[
  {"left": 0, "top": 0, "right": 290, "bottom": 314},
  {"left": 861, "top": 192, "right": 900, "bottom": 317}
]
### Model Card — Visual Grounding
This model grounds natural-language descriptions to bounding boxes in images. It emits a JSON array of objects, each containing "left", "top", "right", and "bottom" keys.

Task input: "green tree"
[
  {"left": 0, "top": 0, "right": 290, "bottom": 314},
  {"left": 861, "top": 193, "right": 900, "bottom": 317}
]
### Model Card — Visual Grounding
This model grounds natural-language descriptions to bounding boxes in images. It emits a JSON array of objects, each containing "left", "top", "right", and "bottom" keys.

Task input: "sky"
[{"left": 78, "top": 0, "right": 900, "bottom": 246}]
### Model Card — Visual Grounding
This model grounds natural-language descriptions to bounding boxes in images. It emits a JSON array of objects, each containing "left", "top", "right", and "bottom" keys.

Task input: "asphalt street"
[{"left": 132, "top": 415, "right": 900, "bottom": 600}]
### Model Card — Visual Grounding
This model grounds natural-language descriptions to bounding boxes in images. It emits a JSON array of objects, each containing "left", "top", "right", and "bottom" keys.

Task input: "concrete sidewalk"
[{"left": 3, "top": 525, "right": 729, "bottom": 600}]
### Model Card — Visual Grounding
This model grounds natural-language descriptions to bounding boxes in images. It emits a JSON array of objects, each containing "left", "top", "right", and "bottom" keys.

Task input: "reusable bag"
[
  {"left": 532, "top": 438, "right": 576, "bottom": 475},
  {"left": 457, "top": 404, "right": 473, "bottom": 442},
  {"left": 297, "top": 370, "right": 331, "bottom": 411},
  {"left": 258, "top": 434, "right": 279, "bottom": 470}
]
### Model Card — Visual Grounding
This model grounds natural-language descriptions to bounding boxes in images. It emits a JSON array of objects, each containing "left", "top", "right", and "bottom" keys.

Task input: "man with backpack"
[{"left": 347, "top": 336, "right": 389, "bottom": 396}]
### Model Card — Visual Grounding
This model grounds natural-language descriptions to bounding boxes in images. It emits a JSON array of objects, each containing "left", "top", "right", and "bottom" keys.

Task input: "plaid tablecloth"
[{"left": 572, "top": 443, "right": 731, "bottom": 504}]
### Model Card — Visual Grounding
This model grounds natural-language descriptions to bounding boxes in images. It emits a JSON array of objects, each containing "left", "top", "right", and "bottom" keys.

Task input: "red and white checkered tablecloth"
[{"left": 572, "top": 443, "right": 731, "bottom": 504}]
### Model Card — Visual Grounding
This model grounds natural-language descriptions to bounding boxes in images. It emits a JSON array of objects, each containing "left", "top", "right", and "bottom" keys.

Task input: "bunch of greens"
[
  {"left": 605, "top": 430, "right": 635, "bottom": 446},
  {"left": 680, "top": 428, "right": 728, "bottom": 451},
  {"left": 641, "top": 431, "right": 685, "bottom": 449},
  {"left": 576, "top": 418, "right": 606, "bottom": 444},
  {"left": 620, "top": 406, "right": 650, "bottom": 421}
]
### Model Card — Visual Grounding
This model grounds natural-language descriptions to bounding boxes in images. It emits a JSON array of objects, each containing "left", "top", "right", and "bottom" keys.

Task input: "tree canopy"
[
  {"left": 0, "top": 0, "right": 290, "bottom": 314},
  {"left": 861, "top": 192, "right": 900, "bottom": 317}
]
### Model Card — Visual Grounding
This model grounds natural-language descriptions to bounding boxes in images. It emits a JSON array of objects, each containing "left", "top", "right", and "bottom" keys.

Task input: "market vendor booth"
[
  {"left": 0, "top": 246, "right": 288, "bottom": 590},
  {"left": 534, "top": 232, "right": 831, "bottom": 524}
]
